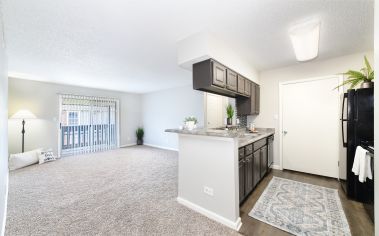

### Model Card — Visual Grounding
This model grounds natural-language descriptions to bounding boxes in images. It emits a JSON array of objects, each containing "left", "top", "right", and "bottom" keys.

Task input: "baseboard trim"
[
  {"left": 119, "top": 143, "right": 137, "bottom": 148},
  {"left": 177, "top": 197, "right": 242, "bottom": 231},
  {"left": 271, "top": 164, "right": 282, "bottom": 170},
  {"left": 1, "top": 171, "right": 9, "bottom": 236},
  {"left": 144, "top": 143, "right": 178, "bottom": 152}
]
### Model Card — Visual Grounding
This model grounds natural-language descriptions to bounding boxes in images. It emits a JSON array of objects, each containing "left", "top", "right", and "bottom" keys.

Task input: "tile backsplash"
[{"left": 237, "top": 115, "right": 247, "bottom": 127}]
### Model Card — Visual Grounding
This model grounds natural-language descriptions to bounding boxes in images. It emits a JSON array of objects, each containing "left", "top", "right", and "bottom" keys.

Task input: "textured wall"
[
  {"left": 142, "top": 85, "right": 204, "bottom": 150},
  {"left": 255, "top": 51, "right": 374, "bottom": 167},
  {"left": 8, "top": 78, "right": 142, "bottom": 155}
]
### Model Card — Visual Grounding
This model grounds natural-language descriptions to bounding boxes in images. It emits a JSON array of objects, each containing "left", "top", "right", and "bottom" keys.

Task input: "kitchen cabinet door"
[
  {"left": 250, "top": 83, "right": 257, "bottom": 113},
  {"left": 237, "top": 75, "right": 245, "bottom": 94},
  {"left": 244, "top": 79, "right": 251, "bottom": 96},
  {"left": 255, "top": 84, "right": 260, "bottom": 114},
  {"left": 226, "top": 69, "right": 238, "bottom": 92},
  {"left": 239, "top": 158, "right": 245, "bottom": 203},
  {"left": 268, "top": 136, "right": 274, "bottom": 167},
  {"left": 253, "top": 150, "right": 261, "bottom": 187},
  {"left": 212, "top": 61, "right": 227, "bottom": 88},
  {"left": 260, "top": 146, "right": 268, "bottom": 178},
  {"left": 245, "top": 154, "right": 253, "bottom": 194}
]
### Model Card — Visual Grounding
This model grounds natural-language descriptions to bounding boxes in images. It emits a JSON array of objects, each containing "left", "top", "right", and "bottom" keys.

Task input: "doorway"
[
  {"left": 279, "top": 76, "right": 342, "bottom": 178},
  {"left": 205, "top": 93, "right": 228, "bottom": 128}
]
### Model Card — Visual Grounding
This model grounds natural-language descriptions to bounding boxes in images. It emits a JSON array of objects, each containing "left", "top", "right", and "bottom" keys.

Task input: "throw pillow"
[{"left": 38, "top": 150, "right": 57, "bottom": 164}]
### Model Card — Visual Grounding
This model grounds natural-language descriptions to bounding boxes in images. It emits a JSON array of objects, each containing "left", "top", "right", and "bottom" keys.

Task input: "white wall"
[
  {"left": 0, "top": 2, "right": 8, "bottom": 234},
  {"left": 142, "top": 85, "right": 204, "bottom": 150},
  {"left": 254, "top": 51, "right": 374, "bottom": 167},
  {"left": 374, "top": 2, "right": 378, "bottom": 235},
  {"left": 177, "top": 32, "right": 260, "bottom": 83},
  {"left": 8, "top": 78, "right": 142, "bottom": 155}
]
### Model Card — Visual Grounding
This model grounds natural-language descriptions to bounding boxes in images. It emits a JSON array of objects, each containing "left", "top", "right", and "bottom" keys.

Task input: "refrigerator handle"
[{"left": 341, "top": 93, "right": 348, "bottom": 148}]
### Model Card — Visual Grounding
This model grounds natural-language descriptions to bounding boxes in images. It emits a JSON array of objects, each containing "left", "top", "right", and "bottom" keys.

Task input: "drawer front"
[
  {"left": 239, "top": 147, "right": 245, "bottom": 160},
  {"left": 254, "top": 138, "right": 267, "bottom": 151},
  {"left": 245, "top": 144, "right": 253, "bottom": 155}
]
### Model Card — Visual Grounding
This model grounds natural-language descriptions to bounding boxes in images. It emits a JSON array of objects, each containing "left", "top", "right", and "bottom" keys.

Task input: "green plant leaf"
[
  {"left": 344, "top": 70, "right": 366, "bottom": 80},
  {"left": 364, "top": 55, "right": 372, "bottom": 75},
  {"left": 334, "top": 78, "right": 361, "bottom": 90},
  {"left": 335, "top": 55, "right": 374, "bottom": 89},
  {"left": 226, "top": 104, "right": 234, "bottom": 119},
  {"left": 349, "top": 78, "right": 362, "bottom": 89},
  {"left": 369, "top": 71, "right": 374, "bottom": 81}
]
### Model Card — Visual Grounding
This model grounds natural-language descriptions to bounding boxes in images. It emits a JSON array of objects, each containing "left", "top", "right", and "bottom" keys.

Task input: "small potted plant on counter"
[
  {"left": 226, "top": 104, "right": 234, "bottom": 126},
  {"left": 136, "top": 127, "right": 144, "bottom": 145},
  {"left": 184, "top": 116, "right": 197, "bottom": 130},
  {"left": 336, "top": 55, "right": 374, "bottom": 89}
]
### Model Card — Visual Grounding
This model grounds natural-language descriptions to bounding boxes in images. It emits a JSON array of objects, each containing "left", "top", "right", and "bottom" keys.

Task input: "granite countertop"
[{"left": 165, "top": 127, "right": 275, "bottom": 147}]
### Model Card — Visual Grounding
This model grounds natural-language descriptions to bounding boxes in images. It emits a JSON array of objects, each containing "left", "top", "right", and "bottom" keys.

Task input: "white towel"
[{"left": 352, "top": 146, "right": 373, "bottom": 183}]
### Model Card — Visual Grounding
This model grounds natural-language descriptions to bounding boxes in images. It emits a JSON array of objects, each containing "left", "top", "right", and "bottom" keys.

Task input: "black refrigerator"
[{"left": 339, "top": 88, "right": 374, "bottom": 219}]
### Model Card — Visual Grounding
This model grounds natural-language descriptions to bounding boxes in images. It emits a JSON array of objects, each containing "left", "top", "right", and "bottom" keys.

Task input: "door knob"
[{"left": 283, "top": 131, "right": 288, "bottom": 135}]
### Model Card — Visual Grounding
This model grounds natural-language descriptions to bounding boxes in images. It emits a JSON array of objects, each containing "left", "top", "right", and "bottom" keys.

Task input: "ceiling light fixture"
[{"left": 289, "top": 19, "right": 321, "bottom": 62}]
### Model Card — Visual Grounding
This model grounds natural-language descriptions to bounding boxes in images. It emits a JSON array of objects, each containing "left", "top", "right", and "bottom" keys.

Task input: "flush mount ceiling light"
[{"left": 289, "top": 19, "right": 320, "bottom": 62}]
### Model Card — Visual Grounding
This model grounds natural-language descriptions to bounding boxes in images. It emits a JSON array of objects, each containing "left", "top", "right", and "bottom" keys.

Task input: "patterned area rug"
[{"left": 249, "top": 177, "right": 351, "bottom": 236}]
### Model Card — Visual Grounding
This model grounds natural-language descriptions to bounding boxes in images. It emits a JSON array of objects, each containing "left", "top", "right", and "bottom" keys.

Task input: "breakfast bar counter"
[{"left": 165, "top": 127, "right": 274, "bottom": 230}]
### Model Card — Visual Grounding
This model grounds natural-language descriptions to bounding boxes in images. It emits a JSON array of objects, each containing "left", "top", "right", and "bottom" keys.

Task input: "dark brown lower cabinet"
[
  {"left": 245, "top": 154, "right": 254, "bottom": 194},
  {"left": 239, "top": 137, "right": 271, "bottom": 205},
  {"left": 253, "top": 150, "right": 261, "bottom": 187},
  {"left": 260, "top": 146, "right": 268, "bottom": 178},
  {"left": 239, "top": 157, "right": 245, "bottom": 203}
]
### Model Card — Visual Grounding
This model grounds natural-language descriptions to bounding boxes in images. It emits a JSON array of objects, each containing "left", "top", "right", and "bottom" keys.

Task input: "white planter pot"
[{"left": 185, "top": 121, "right": 196, "bottom": 130}]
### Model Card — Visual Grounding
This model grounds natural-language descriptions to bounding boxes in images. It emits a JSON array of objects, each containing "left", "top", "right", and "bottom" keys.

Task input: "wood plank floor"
[{"left": 239, "top": 169, "right": 374, "bottom": 236}]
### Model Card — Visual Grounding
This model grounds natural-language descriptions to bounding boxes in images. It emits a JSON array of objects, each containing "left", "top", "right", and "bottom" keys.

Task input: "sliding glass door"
[{"left": 58, "top": 94, "right": 119, "bottom": 157}]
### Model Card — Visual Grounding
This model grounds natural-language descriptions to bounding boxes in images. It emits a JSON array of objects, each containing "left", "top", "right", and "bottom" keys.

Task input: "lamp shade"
[
  {"left": 289, "top": 19, "right": 320, "bottom": 62},
  {"left": 11, "top": 109, "right": 37, "bottom": 119}
]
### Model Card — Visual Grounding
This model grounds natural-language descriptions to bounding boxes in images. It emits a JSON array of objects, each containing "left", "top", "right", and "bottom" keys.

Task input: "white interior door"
[
  {"left": 206, "top": 93, "right": 225, "bottom": 128},
  {"left": 281, "top": 76, "right": 340, "bottom": 178}
]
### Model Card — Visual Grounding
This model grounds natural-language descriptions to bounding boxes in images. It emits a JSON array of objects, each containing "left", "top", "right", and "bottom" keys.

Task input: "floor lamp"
[{"left": 11, "top": 109, "right": 37, "bottom": 153}]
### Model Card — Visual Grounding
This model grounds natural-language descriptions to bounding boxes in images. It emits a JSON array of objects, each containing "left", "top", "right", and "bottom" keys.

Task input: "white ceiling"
[{"left": 3, "top": 0, "right": 374, "bottom": 93}]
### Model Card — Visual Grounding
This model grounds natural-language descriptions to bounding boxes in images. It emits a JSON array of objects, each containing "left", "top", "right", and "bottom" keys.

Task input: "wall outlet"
[{"left": 203, "top": 186, "right": 214, "bottom": 196}]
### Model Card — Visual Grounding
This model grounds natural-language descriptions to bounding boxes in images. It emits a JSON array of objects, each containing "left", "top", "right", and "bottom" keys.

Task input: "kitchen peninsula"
[{"left": 165, "top": 127, "right": 274, "bottom": 230}]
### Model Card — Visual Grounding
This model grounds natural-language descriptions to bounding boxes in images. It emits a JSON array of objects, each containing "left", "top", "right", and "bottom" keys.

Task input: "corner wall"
[
  {"left": 142, "top": 85, "right": 204, "bottom": 150},
  {"left": 8, "top": 78, "right": 142, "bottom": 155},
  {"left": 255, "top": 51, "right": 374, "bottom": 167},
  {"left": 0, "top": 1, "right": 8, "bottom": 234}
]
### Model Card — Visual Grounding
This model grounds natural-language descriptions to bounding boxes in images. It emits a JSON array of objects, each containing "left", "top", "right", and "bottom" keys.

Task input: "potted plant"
[
  {"left": 336, "top": 56, "right": 374, "bottom": 89},
  {"left": 136, "top": 127, "right": 144, "bottom": 145},
  {"left": 184, "top": 116, "right": 197, "bottom": 130},
  {"left": 226, "top": 104, "right": 234, "bottom": 126}
]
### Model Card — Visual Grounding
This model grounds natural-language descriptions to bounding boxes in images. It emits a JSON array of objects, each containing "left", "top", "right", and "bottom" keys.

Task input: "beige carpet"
[{"left": 6, "top": 146, "right": 240, "bottom": 236}]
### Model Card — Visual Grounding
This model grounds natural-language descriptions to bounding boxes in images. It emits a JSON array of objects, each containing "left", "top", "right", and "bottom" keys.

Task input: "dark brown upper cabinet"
[
  {"left": 237, "top": 75, "right": 245, "bottom": 94},
  {"left": 212, "top": 61, "right": 226, "bottom": 88},
  {"left": 226, "top": 69, "right": 238, "bottom": 92},
  {"left": 255, "top": 84, "right": 260, "bottom": 114},
  {"left": 236, "top": 81, "right": 260, "bottom": 115},
  {"left": 244, "top": 79, "right": 251, "bottom": 96},
  {"left": 193, "top": 59, "right": 251, "bottom": 98}
]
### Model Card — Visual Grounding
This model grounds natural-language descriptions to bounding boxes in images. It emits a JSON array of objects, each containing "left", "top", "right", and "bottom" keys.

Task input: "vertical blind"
[{"left": 59, "top": 94, "right": 119, "bottom": 157}]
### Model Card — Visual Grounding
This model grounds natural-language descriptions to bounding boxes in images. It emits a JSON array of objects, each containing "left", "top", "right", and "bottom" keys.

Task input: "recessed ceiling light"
[{"left": 289, "top": 19, "right": 321, "bottom": 62}]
